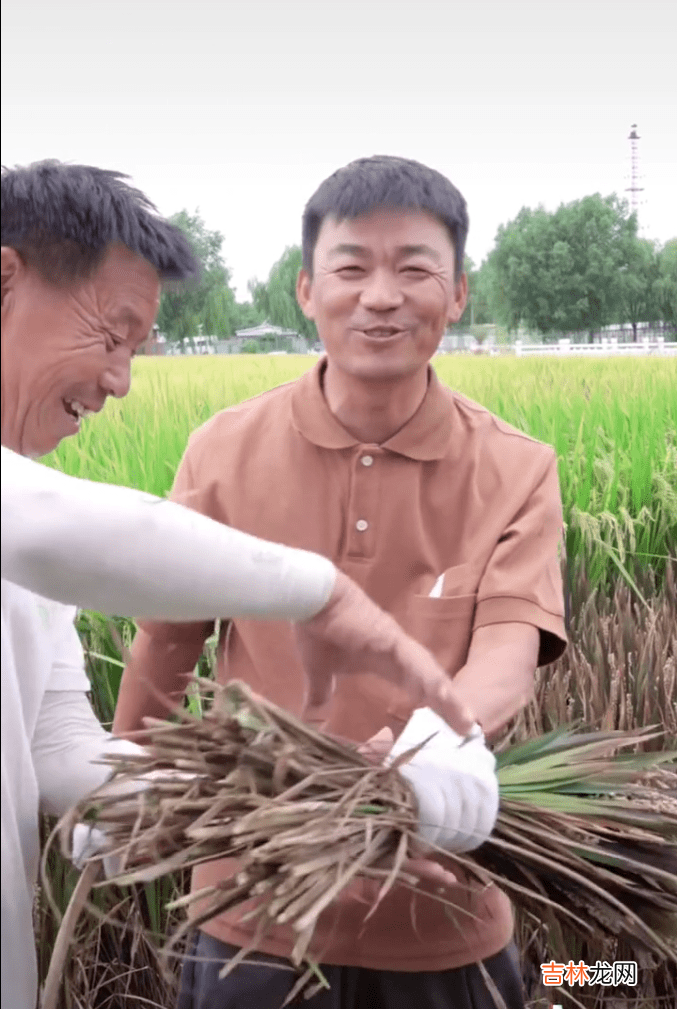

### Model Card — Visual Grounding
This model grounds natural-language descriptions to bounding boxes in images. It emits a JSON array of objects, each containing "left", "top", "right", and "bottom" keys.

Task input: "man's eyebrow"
[
  {"left": 326, "top": 243, "right": 443, "bottom": 263},
  {"left": 106, "top": 308, "right": 146, "bottom": 333},
  {"left": 327, "top": 243, "right": 368, "bottom": 259},
  {"left": 397, "top": 244, "right": 443, "bottom": 263}
]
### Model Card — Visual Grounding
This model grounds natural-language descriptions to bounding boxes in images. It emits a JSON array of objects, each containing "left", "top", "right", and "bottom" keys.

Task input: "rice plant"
[
  {"left": 33, "top": 355, "right": 676, "bottom": 1008},
  {"left": 43, "top": 355, "right": 677, "bottom": 593}
]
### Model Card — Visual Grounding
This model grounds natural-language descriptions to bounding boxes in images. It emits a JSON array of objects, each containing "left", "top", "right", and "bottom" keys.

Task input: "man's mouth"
[
  {"left": 361, "top": 327, "right": 404, "bottom": 339},
  {"left": 63, "top": 399, "right": 96, "bottom": 423}
]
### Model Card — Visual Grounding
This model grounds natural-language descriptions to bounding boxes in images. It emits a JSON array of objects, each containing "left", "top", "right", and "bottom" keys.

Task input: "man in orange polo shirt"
[{"left": 114, "top": 155, "right": 567, "bottom": 1008}]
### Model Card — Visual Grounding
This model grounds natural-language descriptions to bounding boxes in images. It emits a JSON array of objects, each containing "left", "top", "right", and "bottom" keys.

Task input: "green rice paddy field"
[
  {"left": 37, "top": 354, "right": 677, "bottom": 1009},
  {"left": 45, "top": 354, "right": 677, "bottom": 593}
]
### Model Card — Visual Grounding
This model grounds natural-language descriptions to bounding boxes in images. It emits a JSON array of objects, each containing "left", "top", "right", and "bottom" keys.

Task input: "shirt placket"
[{"left": 345, "top": 448, "right": 382, "bottom": 560}]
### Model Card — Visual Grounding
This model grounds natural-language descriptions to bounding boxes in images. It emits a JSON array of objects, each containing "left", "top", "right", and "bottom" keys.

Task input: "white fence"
[{"left": 514, "top": 336, "right": 676, "bottom": 357}]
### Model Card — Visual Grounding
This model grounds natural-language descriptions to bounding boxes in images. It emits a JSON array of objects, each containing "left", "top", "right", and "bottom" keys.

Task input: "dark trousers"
[{"left": 177, "top": 930, "right": 525, "bottom": 1009}]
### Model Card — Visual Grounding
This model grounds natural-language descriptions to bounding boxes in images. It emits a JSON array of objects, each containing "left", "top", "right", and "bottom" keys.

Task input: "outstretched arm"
[{"left": 1, "top": 446, "right": 335, "bottom": 621}]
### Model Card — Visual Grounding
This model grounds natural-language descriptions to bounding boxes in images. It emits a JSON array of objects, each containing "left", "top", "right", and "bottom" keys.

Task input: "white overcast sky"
[{"left": 2, "top": 0, "right": 675, "bottom": 300}]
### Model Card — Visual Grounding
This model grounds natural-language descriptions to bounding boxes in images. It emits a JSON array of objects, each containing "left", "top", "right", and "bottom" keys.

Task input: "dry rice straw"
[{"left": 40, "top": 680, "right": 677, "bottom": 1008}]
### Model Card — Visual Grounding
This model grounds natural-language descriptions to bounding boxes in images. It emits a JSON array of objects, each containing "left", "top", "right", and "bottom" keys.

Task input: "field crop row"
[{"left": 45, "top": 354, "right": 677, "bottom": 593}]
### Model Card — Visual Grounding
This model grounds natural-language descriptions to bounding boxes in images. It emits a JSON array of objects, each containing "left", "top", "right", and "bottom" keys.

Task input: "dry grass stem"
[{"left": 41, "top": 679, "right": 677, "bottom": 1005}]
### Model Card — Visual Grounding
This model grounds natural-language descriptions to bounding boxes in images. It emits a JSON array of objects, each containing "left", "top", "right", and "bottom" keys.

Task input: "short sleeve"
[
  {"left": 44, "top": 600, "right": 90, "bottom": 692},
  {"left": 474, "top": 448, "right": 567, "bottom": 665},
  {"left": 169, "top": 445, "right": 214, "bottom": 512}
]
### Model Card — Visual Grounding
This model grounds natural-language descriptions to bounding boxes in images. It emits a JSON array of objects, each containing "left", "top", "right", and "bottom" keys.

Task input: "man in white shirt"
[{"left": 1, "top": 160, "right": 490, "bottom": 1009}]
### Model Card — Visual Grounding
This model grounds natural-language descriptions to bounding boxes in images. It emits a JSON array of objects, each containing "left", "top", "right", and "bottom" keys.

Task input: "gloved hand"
[
  {"left": 70, "top": 765, "right": 195, "bottom": 879},
  {"left": 71, "top": 823, "right": 123, "bottom": 878},
  {"left": 387, "top": 708, "right": 499, "bottom": 853}
]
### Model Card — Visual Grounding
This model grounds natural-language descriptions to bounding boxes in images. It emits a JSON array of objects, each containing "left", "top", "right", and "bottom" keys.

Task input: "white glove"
[
  {"left": 387, "top": 708, "right": 499, "bottom": 852},
  {"left": 71, "top": 823, "right": 123, "bottom": 878},
  {"left": 70, "top": 767, "right": 194, "bottom": 879}
]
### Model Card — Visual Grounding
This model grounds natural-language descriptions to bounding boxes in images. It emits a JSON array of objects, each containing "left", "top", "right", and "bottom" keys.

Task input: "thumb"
[
  {"left": 358, "top": 726, "right": 395, "bottom": 763},
  {"left": 370, "top": 726, "right": 394, "bottom": 746}
]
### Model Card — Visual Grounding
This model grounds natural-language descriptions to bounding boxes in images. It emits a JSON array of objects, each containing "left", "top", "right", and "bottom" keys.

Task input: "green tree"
[
  {"left": 233, "top": 301, "right": 265, "bottom": 331},
  {"left": 653, "top": 238, "right": 677, "bottom": 329},
  {"left": 487, "top": 195, "right": 638, "bottom": 339},
  {"left": 617, "top": 239, "right": 660, "bottom": 340},
  {"left": 248, "top": 246, "right": 318, "bottom": 345},
  {"left": 457, "top": 256, "right": 495, "bottom": 328},
  {"left": 156, "top": 210, "right": 238, "bottom": 343}
]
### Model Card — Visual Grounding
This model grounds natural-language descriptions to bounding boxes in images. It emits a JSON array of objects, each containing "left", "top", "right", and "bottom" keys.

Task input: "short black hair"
[
  {"left": 302, "top": 155, "right": 469, "bottom": 281},
  {"left": 1, "top": 160, "right": 199, "bottom": 286}
]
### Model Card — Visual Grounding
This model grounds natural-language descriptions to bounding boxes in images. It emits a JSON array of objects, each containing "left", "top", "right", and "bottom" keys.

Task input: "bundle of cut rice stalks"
[{"left": 43, "top": 680, "right": 677, "bottom": 1007}]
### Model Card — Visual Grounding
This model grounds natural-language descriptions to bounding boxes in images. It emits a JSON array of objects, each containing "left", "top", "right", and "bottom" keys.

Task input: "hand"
[
  {"left": 357, "top": 727, "right": 458, "bottom": 891},
  {"left": 71, "top": 823, "right": 122, "bottom": 879},
  {"left": 296, "top": 571, "right": 474, "bottom": 736},
  {"left": 387, "top": 708, "right": 499, "bottom": 853},
  {"left": 69, "top": 765, "right": 194, "bottom": 879}
]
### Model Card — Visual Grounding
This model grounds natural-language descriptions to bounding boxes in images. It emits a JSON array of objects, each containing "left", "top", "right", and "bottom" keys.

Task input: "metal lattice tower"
[{"left": 626, "top": 124, "right": 643, "bottom": 215}]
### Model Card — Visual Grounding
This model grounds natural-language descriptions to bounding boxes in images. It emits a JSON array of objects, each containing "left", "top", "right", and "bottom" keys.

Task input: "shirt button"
[
  {"left": 355, "top": 519, "right": 369, "bottom": 532},
  {"left": 361, "top": 455, "right": 374, "bottom": 467}
]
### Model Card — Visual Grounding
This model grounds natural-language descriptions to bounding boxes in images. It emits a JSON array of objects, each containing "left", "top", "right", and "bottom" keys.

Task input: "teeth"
[{"left": 66, "top": 400, "right": 94, "bottom": 420}]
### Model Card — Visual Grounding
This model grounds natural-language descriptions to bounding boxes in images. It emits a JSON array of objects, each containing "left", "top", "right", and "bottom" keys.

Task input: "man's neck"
[{"left": 322, "top": 361, "right": 429, "bottom": 445}]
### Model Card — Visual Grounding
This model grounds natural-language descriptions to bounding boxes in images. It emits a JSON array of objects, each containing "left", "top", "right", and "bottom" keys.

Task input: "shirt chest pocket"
[
  {"left": 388, "top": 591, "right": 476, "bottom": 729},
  {"left": 407, "top": 592, "right": 476, "bottom": 672}
]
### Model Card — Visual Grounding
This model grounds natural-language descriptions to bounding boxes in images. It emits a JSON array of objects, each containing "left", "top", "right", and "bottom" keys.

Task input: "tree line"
[
  {"left": 155, "top": 211, "right": 313, "bottom": 346},
  {"left": 157, "top": 198, "right": 677, "bottom": 346}
]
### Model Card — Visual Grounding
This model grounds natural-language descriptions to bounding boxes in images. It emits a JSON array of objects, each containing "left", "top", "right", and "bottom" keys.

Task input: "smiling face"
[
  {"left": 296, "top": 208, "right": 467, "bottom": 383},
  {"left": 1, "top": 244, "right": 161, "bottom": 457}
]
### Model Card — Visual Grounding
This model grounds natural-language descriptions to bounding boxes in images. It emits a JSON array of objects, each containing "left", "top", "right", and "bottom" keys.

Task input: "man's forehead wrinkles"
[{"left": 99, "top": 287, "right": 155, "bottom": 327}]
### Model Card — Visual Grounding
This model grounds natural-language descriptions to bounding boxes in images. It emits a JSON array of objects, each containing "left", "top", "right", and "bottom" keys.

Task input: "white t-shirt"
[{"left": 1, "top": 583, "right": 90, "bottom": 1009}]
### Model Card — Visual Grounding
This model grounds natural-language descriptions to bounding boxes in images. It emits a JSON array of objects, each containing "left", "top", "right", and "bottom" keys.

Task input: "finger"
[
  {"left": 404, "top": 858, "right": 457, "bottom": 888},
  {"left": 426, "top": 678, "right": 474, "bottom": 737},
  {"left": 389, "top": 644, "right": 474, "bottom": 737},
  {"left": 357, "top": 726, "right": 394, "bottom": 763},
  {"left": 301, "top": 664, "right": 335, "bottom": 713},
  {"left": 301, "top": 674, "right": 335, "bottom": 729}
]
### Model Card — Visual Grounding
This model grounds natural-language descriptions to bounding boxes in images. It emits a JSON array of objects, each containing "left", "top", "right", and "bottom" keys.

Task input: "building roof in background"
[{"left": 235, "top": 321, "right": 299, "bottom": 338}]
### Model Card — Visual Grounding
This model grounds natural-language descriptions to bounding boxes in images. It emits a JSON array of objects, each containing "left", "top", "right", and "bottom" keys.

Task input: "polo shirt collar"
[{"left": 291, "top": 359, "right": 455, "bottom": 461}]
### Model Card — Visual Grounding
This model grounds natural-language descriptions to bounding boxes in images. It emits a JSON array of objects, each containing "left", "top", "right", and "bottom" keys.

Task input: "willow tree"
[
  {"left": 157, "top": 210, "right": 239, "bottom": 343},
  {"left": 248, "top": 245, "right": 318, "bottom": 345}
]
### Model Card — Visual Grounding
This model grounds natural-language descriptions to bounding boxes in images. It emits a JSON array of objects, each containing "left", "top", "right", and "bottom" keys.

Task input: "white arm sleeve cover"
[
  {"left": 1, "top": 447, "right": 336, "bottom": 622},
  {"left": 33, "top": 691, "right": 145, "bottom": 817},
  {"left": 388, "top": 708, "right": 499, "bottom": 853}
]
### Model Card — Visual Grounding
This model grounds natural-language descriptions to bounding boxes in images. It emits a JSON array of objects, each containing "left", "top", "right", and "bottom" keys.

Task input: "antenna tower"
[{"left": 625, "top": 124, "right": 643, "bottom": 215}]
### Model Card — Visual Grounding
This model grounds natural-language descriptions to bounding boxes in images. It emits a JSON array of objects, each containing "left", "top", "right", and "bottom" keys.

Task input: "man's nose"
[
  {"left": 360, "top": 270, "right": 404, "bottom": 310},
  {"left": 100, "top": 359, "right": 132, "bottom": 399}
]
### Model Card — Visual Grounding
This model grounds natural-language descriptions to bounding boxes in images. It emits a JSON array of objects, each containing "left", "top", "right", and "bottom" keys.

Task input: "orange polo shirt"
[{"left": 140, "top": 359, "right": 567, "bottom": 971}]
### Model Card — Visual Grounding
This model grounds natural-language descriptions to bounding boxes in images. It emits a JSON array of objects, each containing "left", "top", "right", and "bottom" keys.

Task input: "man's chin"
[
  {"left": 21, "top": 431, "right": 65, "bottom": 460},
  {"left": 338, "top": 354, "right": 427, "bottom": 383}
]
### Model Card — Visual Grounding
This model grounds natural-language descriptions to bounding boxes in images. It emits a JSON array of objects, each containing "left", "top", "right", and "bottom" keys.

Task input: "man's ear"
[
  {"left": 1, "top": 247, "right": 24, "bottom": 314},
  {"left": 296, "top": 269, "right": 315, "bottom": 321},
  {"left": 447, "top": 271, "right": 468, "bottom": 326}
]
